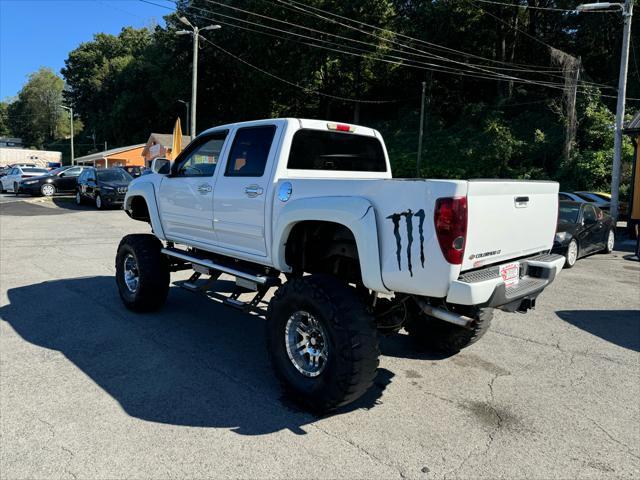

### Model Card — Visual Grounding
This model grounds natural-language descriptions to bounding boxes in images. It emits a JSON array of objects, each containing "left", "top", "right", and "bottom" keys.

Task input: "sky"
[{"left": 0, "top": 0, "right": 171, "bottom": 101}]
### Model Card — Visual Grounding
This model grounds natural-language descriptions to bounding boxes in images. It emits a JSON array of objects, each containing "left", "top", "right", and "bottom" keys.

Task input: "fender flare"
[
  {"left": 124, "top": 181, "right": 166, "bottom": 240},
  {"left": 273, "top": 196, "right": 390, "bottom": 293}
]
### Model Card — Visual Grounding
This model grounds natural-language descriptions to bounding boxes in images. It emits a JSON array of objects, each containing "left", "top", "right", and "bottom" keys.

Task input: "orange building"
[{"left": 74, "top": 144, "right": 145, "bottom": 168}]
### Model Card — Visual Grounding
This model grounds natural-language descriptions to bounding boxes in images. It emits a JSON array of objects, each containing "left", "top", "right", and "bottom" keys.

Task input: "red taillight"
[{"left": 434, "top": 197, "right": 468, "bottom": 264}]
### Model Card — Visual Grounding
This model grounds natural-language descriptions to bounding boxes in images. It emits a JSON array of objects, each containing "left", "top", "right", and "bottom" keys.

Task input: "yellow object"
[{"left": 171, "top": 117, "right": 183, "bottom": 160}]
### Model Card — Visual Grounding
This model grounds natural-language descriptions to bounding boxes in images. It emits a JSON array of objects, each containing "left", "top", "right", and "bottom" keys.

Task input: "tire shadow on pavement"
[
  {"left": 0, "top": 276, "right": 393, "bottom": 435},
  {"left": 556, "top": 310, "right": 640, "bottom": 352}
]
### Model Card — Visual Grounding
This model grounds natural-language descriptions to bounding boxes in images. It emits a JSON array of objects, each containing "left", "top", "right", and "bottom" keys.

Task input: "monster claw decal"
[
  {"left": 401, "top": 209, "right": 414, "bottom": 276},
  {"left": 387, "top": 209, "right": 426, "bottom": 274},
  {"left": 414, "top": 209, "right": 426, "bottom": 267},
  {"left": 386, "top": 213, "right": 403, "bottom": 270}
]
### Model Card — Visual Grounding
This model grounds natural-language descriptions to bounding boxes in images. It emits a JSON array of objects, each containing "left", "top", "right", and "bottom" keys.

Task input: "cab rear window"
[{"left": 287, "top": 129, "right": 387, "bottom": 172}]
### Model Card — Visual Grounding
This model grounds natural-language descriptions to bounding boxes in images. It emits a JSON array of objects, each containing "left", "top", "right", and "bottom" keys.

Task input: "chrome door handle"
[
  {"left": 244, "top": 185, "right": 264, "bottom": 197},
  {"left": 197, "top": 183, "right": 212, "bottom": 194}
]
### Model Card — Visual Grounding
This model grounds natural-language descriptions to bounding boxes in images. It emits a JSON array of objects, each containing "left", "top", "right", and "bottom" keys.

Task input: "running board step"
[{"left": 161, "top": 247, "right": 281, "bottom": 288}]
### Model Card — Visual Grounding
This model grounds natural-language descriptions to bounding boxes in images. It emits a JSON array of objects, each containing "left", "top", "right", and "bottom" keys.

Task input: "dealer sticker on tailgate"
[{"left": 499, "top": 262, "right": 520, "bottom": 287}]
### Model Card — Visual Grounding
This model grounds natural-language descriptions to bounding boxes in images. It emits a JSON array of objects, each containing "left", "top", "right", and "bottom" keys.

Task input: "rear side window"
[
  {"left": 288, "top": 129, "right": 387, "bottom": 172},
  {"left": 225, "top": 126, "right": 276, "bottom": 177}
]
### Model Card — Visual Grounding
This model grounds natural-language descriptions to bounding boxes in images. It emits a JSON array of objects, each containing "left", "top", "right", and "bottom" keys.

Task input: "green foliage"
[
  {"left": 5, "top": 68, "right": 76, "bottom": 149},
  {"left": 0, "top": 102, "right": 10, "bottom": 137},
  {"left": 48, "top": 0, "right": 639, "bottom": 190}
]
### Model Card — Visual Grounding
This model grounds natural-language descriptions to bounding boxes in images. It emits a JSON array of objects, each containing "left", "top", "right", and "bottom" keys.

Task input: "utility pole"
[
  {"left": 577, "top": 1, "right": 634, "bottom": 222},
  {"left": 59, "top": 105, "right": 74, "bottom": 165},
  {"left": 416, "top": 82, "right": 427, "bottom": 178},
  {"left": 416, "top": 81, "right": 427, "bottom": 177},
  {"left": 611, "top": 0, "right": 634, "bottom": 222},
  {"left": 177, "top": 17, "right": 220, "bottom": 139}
]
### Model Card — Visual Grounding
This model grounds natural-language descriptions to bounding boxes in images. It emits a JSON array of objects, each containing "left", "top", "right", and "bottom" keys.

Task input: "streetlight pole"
[
  {"left": 59, "top": 105, "right": 74, "bottom": 165},
  {"left": 577, "top": 1, "right": 634, "bottom": 222},
  {"left": 177, "top": 17, "right": 221, "bottom": 139},
  {"left": 178, "top": 99, "right": 190, "bottom": 135}
]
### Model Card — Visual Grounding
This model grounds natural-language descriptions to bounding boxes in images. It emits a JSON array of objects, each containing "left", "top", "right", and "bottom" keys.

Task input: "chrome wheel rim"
[
  {"left": 41, "top": 184, "right": 54, "bottom": 196},
  {"left": 75, "top": 192, "right": 81, "bottom": 204},
  {"left": 285, "top": 311, "right": 329, "bottom": 377},
  {"left": 567, "top": 241, "right": 578, "bottom": 265},
  {"left": 123, "top": 254, "right": 139, "bottom": 293},
  {"left": 607, "top": 231, "right": 615, "bottom": 251},
  {"left": 96, "top": 195, "right": 102, "bottom": 209}
]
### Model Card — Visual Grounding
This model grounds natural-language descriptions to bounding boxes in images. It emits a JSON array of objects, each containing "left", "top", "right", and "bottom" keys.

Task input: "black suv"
[
  {"left": 19, "top": 165, "right": 87, "bottom": 196},
  {"left": 76, "top": 167, "right": 133, "bottom": 209}
]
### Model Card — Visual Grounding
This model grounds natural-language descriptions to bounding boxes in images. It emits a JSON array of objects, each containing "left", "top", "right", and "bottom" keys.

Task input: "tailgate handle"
[{"left": 514, "top": 196, "right": 529, "bottom": 208}]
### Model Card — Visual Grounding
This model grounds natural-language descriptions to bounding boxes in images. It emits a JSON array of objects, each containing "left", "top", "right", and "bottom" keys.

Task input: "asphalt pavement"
[{"left": 1, "top": 198, "right": 639, "bottom": 479}]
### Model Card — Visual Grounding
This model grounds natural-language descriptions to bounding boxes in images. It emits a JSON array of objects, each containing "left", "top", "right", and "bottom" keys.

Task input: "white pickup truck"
[{"left": 116, "top": 118, "right": 565, "bottom": 411}]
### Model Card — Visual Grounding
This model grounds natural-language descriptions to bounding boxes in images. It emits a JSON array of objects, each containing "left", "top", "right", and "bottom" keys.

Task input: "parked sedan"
[
  {"left": 1, "top": 166, "right": 50, "bottom": 193},
  {"left": 18, "top": 165, "right": 87, "bottom": 196},
  {"left": 76, "top": 167, "right": 133, "bottom": 209},
  {"left": 552, "top": 201, "right": 615, "bottom": 268}
]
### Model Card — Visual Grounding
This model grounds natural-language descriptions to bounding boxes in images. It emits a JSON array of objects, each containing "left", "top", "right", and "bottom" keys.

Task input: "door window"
[
  {"left": 175, "top": 133, "right": 227, "bottom": 177},
  {"left": 225, "top": 126, "right": 276, "bottom": 177},
  {"left": 63, "top": 167, "right": 82, "bottom": 177},
  {"left": 583, "top": 205, "right": 597, "bottom": 223}
]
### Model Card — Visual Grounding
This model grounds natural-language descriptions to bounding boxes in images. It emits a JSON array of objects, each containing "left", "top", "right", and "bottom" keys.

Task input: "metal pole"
[
  {"left": 611, "top": 0, "right": 634, "bottom": 222},
  {"left": 191, "top": 28, "right": 199, "bottom": 139},
  {"left": 186, "top": 102, "right": 191, "bottom": 136},
  {"left": 416, "top": 81, "right": 427, "bottom": 177}
]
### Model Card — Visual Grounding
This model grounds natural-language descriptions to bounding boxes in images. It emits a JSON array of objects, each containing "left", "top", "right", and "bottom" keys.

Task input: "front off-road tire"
[
  {"left": 115, "top": 234, "right": 169, "bottom": 312},
  {"left": 405, "top": 303, "right": 493, "bottom": 355},
  {"left": 267, "top": 274, "right": 380, "bottom": 412}
]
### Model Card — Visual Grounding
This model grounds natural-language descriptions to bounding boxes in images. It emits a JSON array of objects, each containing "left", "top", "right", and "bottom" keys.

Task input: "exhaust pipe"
[{"left": 414, "top": 298, "right": 474, "bottom": 328}]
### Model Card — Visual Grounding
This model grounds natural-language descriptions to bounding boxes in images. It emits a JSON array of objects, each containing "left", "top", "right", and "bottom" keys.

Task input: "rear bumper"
[{"left": 446, "top": 253, "right": 565, "bottom": 311}]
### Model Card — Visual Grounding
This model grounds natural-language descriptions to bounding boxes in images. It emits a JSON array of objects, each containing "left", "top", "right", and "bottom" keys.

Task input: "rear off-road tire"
[
  {"left": 405, "top": 303, "right": 493, "bottom": 355},
  {"left": 115, "top": 234, "right": 170, "bottom": 312},
  {"left": 266, "top": 274, "right": 380, "bottom": 412}
]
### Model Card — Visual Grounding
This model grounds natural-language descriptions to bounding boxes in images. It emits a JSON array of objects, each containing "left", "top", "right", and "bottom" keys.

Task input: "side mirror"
[{"left": 151, "top": 158, "right": 171, "bottom": 175}]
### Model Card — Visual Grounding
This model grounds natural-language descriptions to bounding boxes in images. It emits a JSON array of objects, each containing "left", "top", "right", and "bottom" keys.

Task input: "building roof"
[
  {"left": 149, "top": 133, "right": 191, "bottom": 147},
  {"left": 624, "top": 112, "right": 640, "bottom": 135},
  {"left": 74, "top": 144, "right": 145, "bottom": 164}
]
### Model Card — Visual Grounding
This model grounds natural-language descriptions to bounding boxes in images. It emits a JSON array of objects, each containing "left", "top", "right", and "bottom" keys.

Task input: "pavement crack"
[
  {"left": 309, "top": 423, "right": 407, "bottom": 479},
  {"left": 492, "top": 330, "right": 634, "bottom": 367}
]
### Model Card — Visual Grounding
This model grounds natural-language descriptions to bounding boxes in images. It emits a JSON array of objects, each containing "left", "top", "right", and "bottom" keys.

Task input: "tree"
[
  {"left": 0, "top": 102, "right": 11, "bottom": 137},
  {"left": 7, "top": 68, "right": 69, "bottom": 148}
]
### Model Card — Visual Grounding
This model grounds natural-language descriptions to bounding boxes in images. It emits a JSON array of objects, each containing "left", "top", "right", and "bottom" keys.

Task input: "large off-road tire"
[
  {"left": 115, "top": 234, "right": 170, "bottom": 312},
  {"left": 266, "top": 274, "right": 380, "bottom": 412},
  {"left": 405, "top": 303, "right": 493, "bottom": 355}
]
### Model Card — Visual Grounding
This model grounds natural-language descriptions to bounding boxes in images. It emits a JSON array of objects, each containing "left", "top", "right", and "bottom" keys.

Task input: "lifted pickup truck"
[{"left": 116, "top": 118, "right": 565, "bottom": 411}]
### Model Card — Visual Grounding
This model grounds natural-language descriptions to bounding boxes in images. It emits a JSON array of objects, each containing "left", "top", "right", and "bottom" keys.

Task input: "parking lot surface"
[{"left": 1, "top": 195, "right": 639, "bottom": 479}]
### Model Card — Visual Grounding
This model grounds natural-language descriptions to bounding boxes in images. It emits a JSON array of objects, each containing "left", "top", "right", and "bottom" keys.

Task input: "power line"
[
  {"left": 198, "top": 36, "right": 401, "bottom": 104},
  {"left": 271, "top": 0, "right": 616, "bottom": 92},
  {"left": 139, "top": 0, "right": 640, "bottom": 101},
  {"left": 174, "top": 0, "right": 583, "bottom": 89},
  {"left": 206, "top": 0, "right": 568, "bottom": 77},
  {"left": 273, "top": 0, "right": 564, "bottom": 69},
  {"left": 473, "top": 0, "right": 577, "bottom": 12}
]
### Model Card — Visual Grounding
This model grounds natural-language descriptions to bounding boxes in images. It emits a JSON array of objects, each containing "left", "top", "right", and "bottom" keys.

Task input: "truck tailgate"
[{"left": 462, "top": 180, "right": 558, "bottom": 271}]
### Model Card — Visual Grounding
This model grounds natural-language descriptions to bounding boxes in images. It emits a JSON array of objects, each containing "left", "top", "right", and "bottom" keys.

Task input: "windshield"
[
  {"left": 97, "top": 170, "right": 133, "bottom": 182},
  {"left": 558, "top": 204, "right": 580, "bottom": 223},
  {"left": 22, "top": 168, "right": 49, "bottom": 174},
  {"left": 573, "top": 192, "right": 599, "bottom": 202},
  {"left": 590, "top": 193, "right": 610, "bottom": 201}
]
